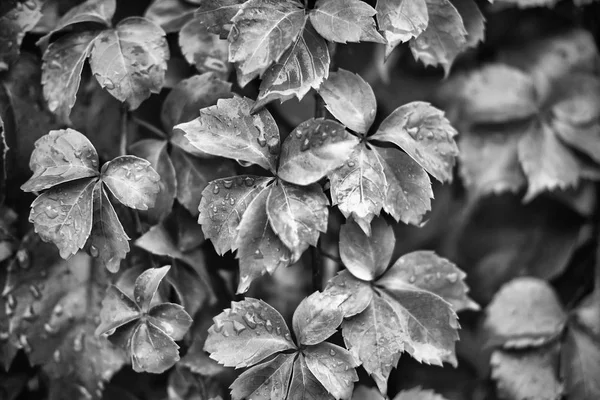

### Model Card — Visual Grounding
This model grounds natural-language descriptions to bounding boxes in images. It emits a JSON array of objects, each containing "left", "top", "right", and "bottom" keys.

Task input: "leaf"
[
  {"left": 131, "top": 320, "right": 182, "bottom": 373},
  {"left": 228, "top": 0, "right": 306, "bottom": 85},
  {"left": 179, "top": 18, "right": 231, "bottom": 78},
  {"left": 288, "top": 355, "right": 333, "bottom": 400},
  {"left": 204, "top": 298, "right": 296, "bottom": 368},
  {"left": 253, "top": 23, "right": 330, "bottom": 111},
  {"left": 100, "top": 155, "right": 161, "bottom": 211},
  {"left": 450, "top": 0, "right": 485, "bottom": 48},
  {"left": 180, "top": 307, "right": 228, "bottom": 376},
  {"left": 409, "top": 0, "right": 467, "bottom": 75},
  {"left": 339, "top": 217, "right": 395, "bottom": 281},
  {"left": 318, "top": 69, "right": 377, "bottom": 134},
  {"left": 144, "top": 0, "right": 196, "bottom": 33},
  {"left": 199, "top": 175, "right": 274, "bottom": 255},
  {"left": 194, "top": 0, "right": 246, "bottom": 38},
  {"left": 328, "top": 144, "right": 387, "bottom": 235},
  {"left": 304, "top": 342, "right": 359, "bottom": 399},
  {"left": 168, "top": 365, "right": 227, "bottom": 400},
  {"left": 134, "top": 266, "right": 171, "bottom": 311},
  {"left": 85, "top": 181, "right": 130, "bottom": 273},
  {"left": 266, "top": 180, "right": 328, "bottom": 261},
  {"left": 175, "top": 97, "right": 280, "bottom": 173},
  {"left": 393, "top": 387, "right": 449, "bottom": 400},
  {"left": 371, "top": 101, "right": 459, "bottom": 183},
  {"left": 0, "top": 0, "right": 42, "bottom": 71},
  {"left": 41, "top": 31, "right": 100, "bottom": 123},
  {"left": 490, "top": 346, "right": 563, "bottom": 400},
  {"left": 89, "top": 17, "right": 169, "bottom": 109},
  {"left": 21, "top": 128, "right": 100, "bottom": 193},
  {"left": 376, "top": 0, "right": 428, "bottom": 56},
  {"left": 29, "top": 178, "right": 96, "bottom": 258},
  {"left": 561, "top": 325, "right": 600, "bottom": 400},
  {"left": 170, "top": 147, "right": 236, "bottom": 215},
  {"left": 235, "top": 186, "right": 293, "bottom": 293},
  {"left": 324, "top": 270, "right": 373, "bottom": 318},
  {"left": 292, "top": 291, "right": 344, "bottom": 346},
  {"left": 278, "top": 118, "right": 359, "bottom": 186},
  {"left": 378, "top": 251, "right": 479, "bottom": 312},
  {"left": 484, "top": 278, "right": 566, "bottom": 348},
  {"left": 309, "top": 0, "right": 385, "bottom": 44},
  {"left": 230, "top": 353, "right": 295, "bottom": 400}
]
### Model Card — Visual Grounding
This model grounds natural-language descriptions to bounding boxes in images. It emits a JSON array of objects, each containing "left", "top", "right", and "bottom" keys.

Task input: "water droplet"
[
  {"left": 23, "top": 304, "right": 36, "bottom": 320},
  {"left": 426, "top": 131, "right": 434, "bottom": 139},
  {"left": 253, "top": 248, "right": 264, "bottom": 259},
  {"left": 369, "top": 109, "right": 376, "bottom": 118},
  {"left": 329, "top": 349, "right": 336, "bottom": 356},
  {"left": 265, "top": 320, "right": 273, "bottom": 333},
  {"left": 135, "top": 296, "right": 141, "bottom": 303},
  {"left": 242, "top": 313, "right": 257, "bottom": 329},
  {"left": 44, "top": 205, "right": 59, "bottom": 219},
  {"left": 409, "top": 275, "right": 416, "bottom": 283},
  {"left": 284, "top": 333, "right": 291, "bottom": 341},
  {"left": 407, "top": 127, "right": 419, "bottom": 138},
  {"left": 294, "top": 128, "right": 303, "bottom": 138},
  {"left": 73, "top": 332, "right": 84, "bottom": 352},
  {"left": 347, "top": 161, "right": 355, "bottom": 168},
  {"left": 0, "top": 331, "right": 9, "bottom": 341},
  {"left": 19, "top": 334, "right": 31, "bottom": 353},
  {"left": 7, "top": 293, "right": 16, "bottom": 309},
  {"left": 103, "top": 78, "right": 115, "bottom": 90},
  {"left": 53, "top": 349, "right": 61, "bottom": 363},
  {"left": 446, "top": 272, "right": 458, "bottom": 283},
  {"left": 29, "top": 285, "right": 42, "bottom": 299},
  {"left": 300, "top": 137, "right": 311, "bottom": 151},
  {"left": 44, "top": 323, "right": 58, "bottom": 335},
  {"left": 17, "top": 249, "right": 30, "bottom": 269},
  {"left": 223, "top": 179, "right": 233, "bottom": 189},
  {"left": 232, "top": 320, "right": 246, "bottom": 334},
  {"left": 256, "top": 136, "right": 267, "bottom": 147},
  {"left": 245, "top": 177, "right": 255, "bottom": 186},
  {"left": 229, "top": 198, "right": 235, "bottom": 206},
  {"left": 89, "top": 245, "right": 99, "bottom": 258},
  {"left": 213, "top": 185, "right": 220, "bottom": 194},
  {"left": 5, "top": 303, "right": 14, "bottom": 317},
  {"left": 267, "top": 137, "right": 279, "bottom": 154}
]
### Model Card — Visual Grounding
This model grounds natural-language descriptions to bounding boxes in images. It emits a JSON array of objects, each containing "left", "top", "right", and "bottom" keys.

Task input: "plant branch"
[
  {"left": 133, "top": 116, "right": 167, "bottom": 139},
  {"left": 319, "top": 247, "right": 342, "bottom": 264},
  {"left": 119, "top": 104, "right": 129, "bottom": 156},
  {"left": 312, "top": 245, "right": 322, "bottom": 291}
]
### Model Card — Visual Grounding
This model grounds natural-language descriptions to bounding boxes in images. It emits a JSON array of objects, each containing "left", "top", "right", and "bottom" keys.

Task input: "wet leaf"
[
  {"left": 376, "top": 0, "right": 428, "bottom": 56},
  {"left": 304, "top": 342, "right": 359, "bottom": 399},
  {"left": 144, "top": 0, "right": 196, "bottom": 33},
  {"left": 318, "top": 69, "right": 377, "bottom": 134},
  {"left": 450, "top": 0, "right": 485, "bottom": 48},
  {"left": 278, "top": 118, "right": 359, "bottom": 186},
  {"left": 175, "top": 97, "right": 280, "bottom": 173},
  {"left": 561, "top": 325, "right": 600, "bottom": 400},
  {"left": 288, "top": 355, "right": 333, "bottom": 400},
  {"left": 89, "top": 17, "right": 169, "bottom": 109},
  {"left": 229, "top": 0, "right": 306, "bottom": 86},
  {"left": 100, "top": 155, "right": 161, "bottom": 211},
  {"left": 21, "top": 128, "right": 99, "bottom": 193},
  {"left": 131, "top": 320, "right": 181, "bottom": 373},
  {"left": 0, "top": 0, "right": 42, "bottom": 71},
  {"left": 230, "top": 353, "right": 295, "bottom": 400},
  {"left": 199, "top": 175, "right": 274, "bottom": 255},
  {"left": 309, "top": 0, "right": 384, "bottom": 44},
  {"left": 179, "top": 18, "right": 231, "bottom": 78},
  {"left": 324, "top": 271, "right": 373, "bottom": 318},
  {"left": 253, "top": 23, "right": 330, "bottom": 112},
  {"left": 194, "top": 0, "right": 246, "bottom": 38},
  {"left": 292, "top": 291, "right": 344, "bottom": 346},
  {"left": 371, "top": 101, "right": 459, "bottom": 183}
]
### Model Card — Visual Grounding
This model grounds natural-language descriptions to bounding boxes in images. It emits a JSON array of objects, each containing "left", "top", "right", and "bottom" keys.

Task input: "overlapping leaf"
[
  {"left": 144, "top": 0, "right": 197, "bottom": 33},
  {"left": 0, "top": 0, "right": 42, "bottom": 71},
  {"left": 376, "top": 0, "right": 428, "bottom": 57},
  {"left": 179, "top": 17, "right": 231, "bottom": 78}
]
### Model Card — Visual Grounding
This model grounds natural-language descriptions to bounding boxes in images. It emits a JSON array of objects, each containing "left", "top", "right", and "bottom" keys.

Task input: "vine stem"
[
  {"left": 119, "top": 104, "right": 129, "bottom": 156},
  {"left": 132, "top": 116, "right": 167, "bottom": 139}
]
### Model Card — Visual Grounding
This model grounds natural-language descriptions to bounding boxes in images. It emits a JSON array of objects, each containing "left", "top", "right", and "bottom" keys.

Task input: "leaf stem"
[
  {"left": 132, "top": 116, "right": 167, "bottom": 139},
  {"left": 318, "top": 247, "right": 342, "bottom": 264},
  {"left": 312, "top": 244, "right": 322, "bottom": 291},
  {"left": 119, "top": 104, "right": 129, "bottom": 156}
]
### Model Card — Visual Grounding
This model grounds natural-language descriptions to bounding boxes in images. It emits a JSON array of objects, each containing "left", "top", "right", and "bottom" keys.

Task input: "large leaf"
[
  {"left": 309, "top": 0, "right": 384, "bottom": 44},
  {"left": 292, "top": 291, "right": 344, "bottom": 346},
  {"left": 230, "top": 352, "right": 295, "bottom": 400},
  {"left": 371, "top": 101, "right": 459, "bottom": 183},
  {"left": 194, "top": 0, "right": 246, "bottom": 38},
  {"left": 278, "top": 118, "right": 359, "bottom": 186},
  {"left": 266, "top": 180, "right": 328, "bottom": 261},
  {"left": 228, "top": 0, "right": 306, "bottom": 85},
  {"left": 376, "top": 0, "right": 428, "bottom": 56},
  {"left": 175, "top": 97, "right": 280, "bottom": 173},
  {"left": 89, "top": 17, "right": 169, "bottom": 109},
  {"left": 304, "top": 342, "right": 359, "bottom": 399},
  {"left": 0, "top": 0, "right": 42, "bottom": 71},
  {"left": 318, "top": 69, "right": 377, "bottom": 134},
  {"left": 253, "top": 23, "right": 330, "bottom": 111},
  {"left": 179, "top": 18, "right": 231, "bottom": 78}
]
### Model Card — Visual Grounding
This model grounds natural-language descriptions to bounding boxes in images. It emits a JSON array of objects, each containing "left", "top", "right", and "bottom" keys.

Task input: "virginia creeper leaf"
[
  {"left": 278, "top": 118, "right": 359, "bottom": 186},
  {"left": 318, "top": 69, "right": 377, "bottom": 134},
  {"left": 230, "top": 353, "right": 295, "bottom": 400},
  {"left": 288, "top": 355, "right": 333, "bottom": 400},
  {"left": 339, "top": 217, "right": 394, "bottom": 281},
  {"left": 21, "top": 128, "right": 99, "bottom": 193},
  {"left": 199, "top": 175, "right": 274, "bottom": 255},
  {"left": 194, "top": 0, "right": 246, "bottom": 38},
  {"left": 253, "top": 23, "right": 330, "bottom": 112},
  {"left": 304, "top": 342, "right": 359, "bottom": 400},
  {"left": 131, "top": 320, "right": 181, "bottom": 374},
  {"left": 179, "top": 18, "right": 231, "bottom": 78},
  {"left": 168, "top": 365, "right": 227, "bottom": 400},
  {"left": 450, "top": 0, "right": 485, "bottom": 48},
  {"left": 309, "top": 0, "right": 385, "bottom": 44},
  {"left": 325, "top": 270, "right": 373, "bottom": 318},
  {"left": 134, "top": 265, "right": 171, "bottom": 312},
  {"left": 266, "top": 180, "right": 328, "bottom": 261},
  {"left": 89, "top": 17, "right": 169, "bottom": 109},
  {"left": 0, "top": 0, "right": 42, "bottom": 71},
  {"left": 228, "top": 0, "right": 306, "bottom": 85},
  {"left": 376, "top": 0, "right": 428, "bottom": 56},
  {"left": 292, "top": 291, "right": 344, "bottom": 346},
  {"left": 561, "top": 325, "right": 600, "bottom": 400},
  {"left": 95, "top": 285, "right": 140, "bottom": 336},
  {"left": 144, "top": 0, "right": 196, "bottom": 33},
  {"left": 204, "top": 298, "right": 296, "bottom": 368},
  {"left": 176, "top": 96, "right": 280, "bottom": 173},
  {"left": 371, "top": 101, "right": 459, "bottom": 183}
]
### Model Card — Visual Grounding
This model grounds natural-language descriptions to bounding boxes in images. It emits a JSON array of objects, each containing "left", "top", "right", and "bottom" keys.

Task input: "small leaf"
[
  {"left": 0, "top": 0, "right": 42, "bottom": 71},
  {"left": 175, "top": 97, "right": 280, "bottom": 173},
  {"left": 376, "top": 0, "right": 428, "bottom": 56},
  {"left": 89, "top": 17, "right": 169, "bottom": 109},
  {"left": 561, "top": 325, "right": 600, "bottom": 400},
  {"left": 266, "top": 180, "right": 328, "bottom": 261},
  {"left": 304, "top": 342, "right": 359, "bottom": 399},
  {"left": 484, "top": 277, "right": 566, "bottom": 348},
  {"left": 318, "top": 69, "right": 377, "bottom": 134},
  {"left": 288, "top": 355, "right": 333, "bottom": 400},
  {"left": 309, "top": 0, "right": 385, "bottom": 44},
  {"left": 371, "top": 101, "right": 459, "bottom": 183},
  {"left": 148, "top": 303, "right": 193, "bottom": 341},
  {"left": 450, "top": 0, "right": 485, "bottom": 48},
  {"left": 278, "top": 118, "right": 359, "bottom": 186},
  {"left": 199, "top": 175, "right": 274, "bottom": 255},
  {"left": 253, "top": 23, "right": 330, "bottom": 111},
  {"left": 131, "top": 321, "right": 181, "bottom": 373},
  {"left": 21, "top": 128, "right": 100, "bottom": 193},
  {"left": 101, "top": 155, "right": 161, "bottom": 211},
  {"left": 230, "top": 353, "right": 295, "bottom": 400},
  {"left": 194, "top": 0, "right": 246, "bottom": 38},
  {"left": 324, "top": 270, "right": 373, "bottom": 318},
  {"left": 292, "top": 291, "right": 344, "bottom": 346},
  {"left": 144, "top": 0, "right": 196, "bottom": 33},
  {"left": 95, "top": 286, "right": 140, "bottom": 336},
  {"left": 134, "top": 265, "right": 171, "bottom": 312},
  {"left": 179, "top": 18, "right": 231, "bottom": 78},
  {"left": 229, "top": 0, "right": 306, "bottom": 85},
  {"left": 204, "top": 298, "right": 296, "bottom": 368},
  {"left": 339, "top": 217, "right": 395, "bottom": 281},
  {"left": 29, "top": 178, "right": 96, "bottom": 258}
]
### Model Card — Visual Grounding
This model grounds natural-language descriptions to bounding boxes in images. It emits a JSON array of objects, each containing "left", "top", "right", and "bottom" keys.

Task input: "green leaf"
[
  {"left": 253, "top": 23, "right": 330, "bottom": 112},
  {"left": 292, "top": 291, "right": 344, "bottom": 346},
  {"left": 324, "top": 270, "right": 373, "bottom": 318},
  {"left": 85, "top": 181, "right": 130, "bottom": 273},
  {"left": 144, "top": 0, "right": 196, "bottom": 33},
  {"left": 89, "top": 17, "right": 169, "bottom": 109},
  {"left": 229, "top": 0, "right": 306, "bottom": 86},
  {"left": 21, "top": 128, "right": 100, "bottom": 193},
  {"left": 450, "top": 0, "right": 485, "bottom": 48},
  {"left": 199, "top": 175, "right": 274, "bottom": 255},
  {"left": 288, "top": 355, "right": 333, "bottom": 400},
  {"left": 41, "top": 31, "right": 100, "bottom": 123},
  {"left": 376, "top": 0, "right": 428, "bottom": 57},
  {"left": 0, "top": 0, "right": 42, "bottom": 71},
  {"left": 339, "top": 217, "right": 394, "bottom": 281},
  {"left": 371, "top": 101, "right": 459, "bottom": 183},
  {"left": 175, "top": 97, "right": 280, "bottom": 173},
  {"left": 278, "top": 118, "right": 359, "bottom": 186},
  {"left": 204, "top": 298, "right": 296, "bottom": 368},
  {"left": 100, "top": 155, "right": 161, "bottom": 211},
  {"left": 29, "top": 178, "right": 96, "bottom": 258},
  {"left": 235, "top": 186, "right": 293, "bottom": 293},
  {"left": 304, "top": 342, "right": 359, "bottom": 399},
  {"left": 484, "top": 277, "right": 566, "bottom": 348},
  {"left": 318, "top": 69, "right": 377, "bottom": 134},
  {"left": 179, "top": 18, "right": 231, "bottom": 78},
  {"left": 309, "top": 0, "right": 385, "bottom": 44},
  {"left": 194, "top": 0, "right": 247, "bottom": 38},
  {"left": 409, "top": 0, "right": 467, "bottom": 75},
  {"left": 266, "top": 180, "right": 328, "bottom": 261},
  {"left": 561, "top": 325, "right": 600, "bottom": 400},
  {"left": 328, "top": 144, "right": 387, "bottom": 235},
  {"left": 230, "top": 353, "right": 295, "bottom": 400}
]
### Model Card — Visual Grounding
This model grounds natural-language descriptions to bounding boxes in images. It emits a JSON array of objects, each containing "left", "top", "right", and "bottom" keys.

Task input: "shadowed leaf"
[
  {"left": 292, "top": 291, "right": 344, "bottom": 346},
  {"left": 144, "top": 0, "right": 196, "bottom": 33},
  {"left": 288, "top": 355, "right": 333, "bottom": 400},
  {"left": 179, "top": 18, "right": 231, "bottom": 78},
  {"left": 230, "top": 353, "right": 295, "bottom": 400},
  {"left": 194, "top": 0, "right": 246, "bottom": 38},
  {"left": 561, "top": 324, "right": 600, "bottom": 400},
  {"left": 376, "top": 0, "right": 428, "bottom": 56},
  {"left": 0, "top": 0, "right": 42, "bottom": 71},
  {"left": 304, "top": 342, "right": 359, "bottom": 399},
  {"left": 310, "top": 0, "right": 384, "bottom": 44},
  {"left": 450, "top": 0, "right": 485, "bottom": 48},
  {"left": 131, "top": 321, "right": 181, "bottom": 373}
]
